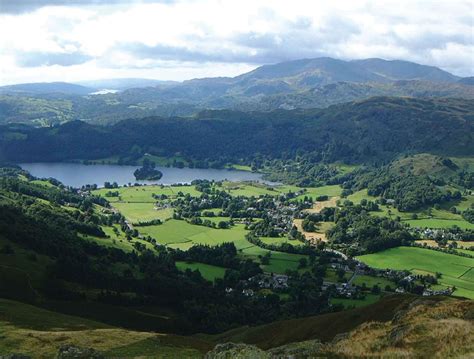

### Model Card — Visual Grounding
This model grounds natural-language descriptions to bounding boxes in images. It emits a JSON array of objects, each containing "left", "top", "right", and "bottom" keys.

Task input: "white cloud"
[{"left": 0, "top": 0, "right": 472, "bottom": 85}]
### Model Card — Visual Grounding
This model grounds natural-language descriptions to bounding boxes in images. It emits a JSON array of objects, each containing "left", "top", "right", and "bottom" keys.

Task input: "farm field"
[
  {"left": 176, "top": 261, "right": 227, "bottom": 281},
  {"left": 352, "top": 275, "right": 396, "bottom": 290},
  {"left": 357, "top": 247, "right": 474, "bottom": 299},
  {"left": 324, "top": 269, "right": 353, "bottom": 282},
  {"left": 416, "top": 239, "right": 474, "bottom": 251},
  {"left": 405, "top": 218, "right": 474, "bottom": 230},
  {"left": 292, "top": 185, "right": 342, "bottom": 201},
  {"left": 218, "top": 182, "right": 342, "bottom": 200},
  {"left": 113, "top": 203, "right": 173, "bottom": 224},
  {"left": 238, "top": 245, "right": 308, "bottom": 274},
  {"left": 259, "top": 236, "right": 304, "bottom": 247},
  {"left": 93, "top": 184, "right": 200, "bottom": 202},
  {"left": 83, "top": 225, "right": 156, "bottom": 252},
  {"left": 347, "top": 190, "right": 474, "bottom": 229},
  {"left": 138, "top": 220, "right": 251, "bottom": 249}
]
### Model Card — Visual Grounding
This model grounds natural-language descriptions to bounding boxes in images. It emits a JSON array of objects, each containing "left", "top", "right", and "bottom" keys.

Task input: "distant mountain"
[
  {"left": 459, "top": 77, "right": 474, "bottom": 86},
  {"left": 352, "top": 58, "right": 459, "bottom": 82},
  {"left": 76, "top": 78, "right": 178, "bottom": 91},
  {"left": 1, "top": 57, "right": 472, "bottom": 126},
  {"left": 242, "top": 80, "right": 474, "bottom": 111},
  {"left": 112, "top": 57, "right": 466, "bottom": 105},
  {"left": 0, "top": 82, "right": 94, "bottom": 95}
]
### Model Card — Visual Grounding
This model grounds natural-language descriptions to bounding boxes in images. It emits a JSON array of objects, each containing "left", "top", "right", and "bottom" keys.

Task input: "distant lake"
[{"left": 20, "top": 162, "right": 268, "bottom": 188}]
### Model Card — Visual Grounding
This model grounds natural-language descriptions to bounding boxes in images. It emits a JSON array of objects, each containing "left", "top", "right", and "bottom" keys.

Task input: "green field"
[
  {"left": 352, "top": 275, "right": 396, "bottom": 290},
  {"left": 239, "top": 245, "right": 308, "bottom": 274},
  {"left": 83, "top": 225, "right": 156, "bottom": 252},
  {"left": 176, "top": 261, "right": 227, "bottom": 281},
  {"left": 138, "top": 220, "right": 251, "bottom": 249},
  {"left": 405, "top": 218, "right": 474, "bottom": 230},
  {"left": 259, "top": 236, "right": 304, "bottom": 247},
  {"left": 138, "top": 220, "right": 306, "bottom": 274},
  {"left": 347, "top": 190, "right": 474, "bottom": 229},
  {"left": 93, "top": 184, "right": 200, "bottom": 202},
  {"left": 218, "top": 182, "right": 342, "bottom": 200},
  {"left": 292, "top": 185, "right": 342, "bottom": 201},
  {"left": 219, "top": 182, "right": 282, "bottom": 197},
  {"left": 357, "top": 247, "right": 474, "bottom": 299}
]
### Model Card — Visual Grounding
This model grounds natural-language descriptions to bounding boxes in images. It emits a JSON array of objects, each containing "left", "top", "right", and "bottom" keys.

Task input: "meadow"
[
  {"left": 94, "top": 184, "right": 200, "bottom": 202},
  {"left": 347, "top": 189, "right": 474, "bottom": 229},
  {"left": 357, "top": 246, "right": 474, "bottom": 299},
  {"left": 176, "top": 261, "right": 227, "bottom": 281},
  {"left": 92, "top": 182, "right": 345, "bottom": 277}
]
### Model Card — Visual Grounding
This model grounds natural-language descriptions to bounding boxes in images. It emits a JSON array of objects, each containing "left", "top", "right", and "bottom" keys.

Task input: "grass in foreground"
[{"left": 0, "top": 298, "right": 209, "bottom": 358}]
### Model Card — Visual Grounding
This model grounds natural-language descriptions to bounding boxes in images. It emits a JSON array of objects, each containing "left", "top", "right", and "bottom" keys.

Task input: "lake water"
[{"left": 20, "top": 162, "right": 268, "bottom": 188}]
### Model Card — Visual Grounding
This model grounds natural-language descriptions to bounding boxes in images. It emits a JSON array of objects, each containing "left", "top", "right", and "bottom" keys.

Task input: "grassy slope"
[
  {"left": 204, "top": 294, "right": 418, "bottom": 349},
  {"left": 0, "top": 298, "right": 211, "bottom": 358},
  {"left": 357, "top": 246, "right": 474, "bottom": 299},
  {"left": 347, "top": 189, "right": 474, "bottom": 229}
]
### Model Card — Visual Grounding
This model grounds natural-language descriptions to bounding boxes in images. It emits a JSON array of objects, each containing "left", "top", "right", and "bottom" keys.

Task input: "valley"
[{"left": 0, "top": 56, "right": 473, "bottom": 358}]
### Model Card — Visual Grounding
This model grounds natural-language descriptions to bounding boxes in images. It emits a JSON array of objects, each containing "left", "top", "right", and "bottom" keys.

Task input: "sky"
[{"left": 0, "top": 0, "right": 473, "bottom": 85}]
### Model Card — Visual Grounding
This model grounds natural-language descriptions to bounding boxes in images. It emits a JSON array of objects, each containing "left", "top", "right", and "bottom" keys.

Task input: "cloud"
[
  {"left": 0, "top": 0, "right": 173, "bottom": 14},
  {"left": 0, "top": 0, "right": 472, "bottom": 85},
  {"left": 16, "top": 51, "right": 93, "bottom": 67}
]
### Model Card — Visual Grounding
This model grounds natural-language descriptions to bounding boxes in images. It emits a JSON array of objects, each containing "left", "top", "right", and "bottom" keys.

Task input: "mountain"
[
  {"left": 150, "top": 57, "right": 461, "bottom": 100},
  {"left": 2, "top": 294, "right": 472, "bottom": 357},
  {"left": 243, "top": 80, "right": 474, "bottom": 111},
  {"left": 352, "top": 58, "right": 460, "bottom": 82},
  {"left": 0, "top": 82, "right": 94, "bottom": 95},
  {"left": 76, "top": 78, "right": 178, "bottom": 91},
  {"left": 0, "top": 57, "right": 472, "bottom": 126},
  {"left": 206, "top": 296, "right": 474, "bottom": 358},
  {"left": 459, "top": 77, "right": 474, "bottom": 86},
  {"left": 1, "top": 97, "right": 472, "bottom": 164}
]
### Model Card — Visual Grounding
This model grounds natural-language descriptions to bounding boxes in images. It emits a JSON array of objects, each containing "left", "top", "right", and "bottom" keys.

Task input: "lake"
[{"left": 20, "top": 162, "right": 268, "bottom": 188}]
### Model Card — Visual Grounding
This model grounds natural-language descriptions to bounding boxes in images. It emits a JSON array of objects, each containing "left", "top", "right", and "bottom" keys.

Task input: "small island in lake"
[{"left": 134, "top": 159, "right": 163, "bottom": 180}]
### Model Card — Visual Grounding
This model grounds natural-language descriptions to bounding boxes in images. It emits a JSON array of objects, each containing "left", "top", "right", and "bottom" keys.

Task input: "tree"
[{"left": 298, "top": 257, "right": 308, "bottom": 269}]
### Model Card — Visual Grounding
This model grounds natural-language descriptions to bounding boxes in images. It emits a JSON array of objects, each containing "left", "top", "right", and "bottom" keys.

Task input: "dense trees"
[
  {"left": 1, "top": 97, "right": 472, "bottom": 165},
  {"left": 327, "top": 203, "right": 414, "bottom": 255},
  {"left": 133, "top": 159, "right": 163, "bottom": 180}
]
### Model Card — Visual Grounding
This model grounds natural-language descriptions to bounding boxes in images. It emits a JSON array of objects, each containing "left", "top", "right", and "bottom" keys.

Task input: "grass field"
[
  {"left": 406, "top": 218, "right": 474, "bottom": 230},
  {"left": 112, "top": 203, "right": 173, "bottom": 223},
  {"left": 357, "top": 246, "right": 474, "bottom": 299},
  {"left": 93, "top": 184, "right": 200, "bottom": 202},
  {"left": 259, "top": 236, "right": 304, "bottom": 247},
  {"left": 138, "top": 220, "right": 251, "bottom": 249},
  {"left": 176, "top": 261, "right": 227, "bottom": 281},
  {"left": 324, "top": 269, "right": 353, "bottom": 282},
  {"left": 239, "top": 245, "right": 308, "bottom": 274},
  {"left": 83, "top": 225, "right": 156, "bottom": 252},
  {"left": 218, "top": 182, "right": 342, "bottom": 200},
  {"left": 347, "top": 190, "right": 474, "bottom": 229},
  {"left": 219, "top": 181, "right": 282, "bottom": 197},
  {"left": 416, "top": 239, "right": 474, "bottom": 252},
  {"left": 352, "top": 275, "right": 396, "bottom": 290}
]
